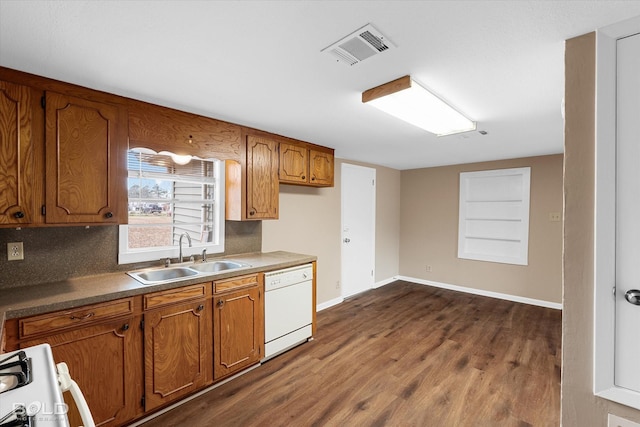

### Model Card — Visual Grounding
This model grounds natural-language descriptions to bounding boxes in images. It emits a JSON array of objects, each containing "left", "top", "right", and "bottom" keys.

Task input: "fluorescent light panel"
[{"left": 362, "top": 76, "right": 476, "bottom": 136}]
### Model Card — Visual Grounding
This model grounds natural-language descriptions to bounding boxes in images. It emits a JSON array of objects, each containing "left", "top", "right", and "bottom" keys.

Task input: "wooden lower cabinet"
[
  {"left": 2, "top": 270, "right": 280, "bottom": 425},
  {"left": 20, "top": 316, "right": 143, "bottom": 427},
  {"left": 143, "top": 284, "right": 212, "bottom": 411},
  {"left": 213, "top": 275, "right": 264, "bottom": 380}
]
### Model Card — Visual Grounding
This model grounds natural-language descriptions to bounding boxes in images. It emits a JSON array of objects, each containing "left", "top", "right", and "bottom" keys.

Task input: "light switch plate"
[{"left": 7, "top": 242, "right": 24, "bottom": 261}]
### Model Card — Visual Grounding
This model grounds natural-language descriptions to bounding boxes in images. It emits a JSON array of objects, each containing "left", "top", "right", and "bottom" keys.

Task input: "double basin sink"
[{"left": 128, "top": 260, "right": 251, "bottom": 285}]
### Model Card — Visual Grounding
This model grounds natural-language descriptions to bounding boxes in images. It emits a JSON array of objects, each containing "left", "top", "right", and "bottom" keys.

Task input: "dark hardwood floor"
[{"left": 140, "top": 281, "right": 561, "bottom": 427}]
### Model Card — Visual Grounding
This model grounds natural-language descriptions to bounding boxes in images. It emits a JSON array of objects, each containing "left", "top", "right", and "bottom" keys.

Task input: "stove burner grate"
[
  {"left": 0, "top": 352, "right": 32, "bottom": 394},
  {"left": 0, "top": 405, "right": 32, "bottom": 427}
]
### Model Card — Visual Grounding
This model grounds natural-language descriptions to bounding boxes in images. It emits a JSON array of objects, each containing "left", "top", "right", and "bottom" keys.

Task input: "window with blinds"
[{"left": 118, "top": 148, "right": 225, "bottom": 264}]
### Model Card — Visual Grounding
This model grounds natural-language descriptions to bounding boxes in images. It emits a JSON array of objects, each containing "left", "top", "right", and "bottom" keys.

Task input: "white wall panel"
[{"left": 458, "top": 167, "right": 531, "bottom": 265}]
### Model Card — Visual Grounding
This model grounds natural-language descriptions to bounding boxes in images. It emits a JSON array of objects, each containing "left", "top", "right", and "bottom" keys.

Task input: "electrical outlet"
[
  {"left": 7, "top": 242, "right": 24, "bottom": 261},
  {"left": 426, "top": 265, "right": 433, "bottom": 272},
  {"left": 549, "top": 212, "right": 561, "bottom": 222}
]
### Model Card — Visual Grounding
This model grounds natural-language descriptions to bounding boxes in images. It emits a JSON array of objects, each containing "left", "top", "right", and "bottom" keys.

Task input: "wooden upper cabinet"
[
  {"left": 278, "top": 141, "right": 334, "bottom": 187},
  {"left": 227, "top": 133, "right": 279, "bottom": 221},
  {"left": 0, "top": 81, "right": 35, "bottom": 225},
  {"left": 247, "top": 135, "right": 279, "bottom": 219},
  {"left": 309, "top": 149, "right": 334, "bottom": 187},
  {"left": 45, "top": 91, "right": 127, "bottom": 224},
  {"left": 279, "top": 142, "right": 309, "bottom": 184},
  {"left": 128, "top": 101, "right": 241, "bottom": 160}
]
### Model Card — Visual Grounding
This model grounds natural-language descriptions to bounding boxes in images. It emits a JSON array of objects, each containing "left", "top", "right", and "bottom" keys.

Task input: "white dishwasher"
[{"left": 263, "top": 263, "right": 313, "bottom": 360}]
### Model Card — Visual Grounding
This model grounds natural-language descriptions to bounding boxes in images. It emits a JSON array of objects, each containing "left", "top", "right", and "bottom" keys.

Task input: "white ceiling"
[{"left": 2, "top": 1, "right": 640, "bottom": 170}]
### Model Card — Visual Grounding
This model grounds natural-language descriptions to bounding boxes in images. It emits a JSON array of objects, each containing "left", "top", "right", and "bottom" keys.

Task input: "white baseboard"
[
  {"left": 318, "top": 277, "right": 396, "bottom": 311},
  {"left": 396, "top": 276, "right": 563, "bottom": 310},
  {"left": 374, "top": 276, "right": 397, "bottom": 289},
  {"left": 316, "top": 296, "right": 344, "bottom": 312}
]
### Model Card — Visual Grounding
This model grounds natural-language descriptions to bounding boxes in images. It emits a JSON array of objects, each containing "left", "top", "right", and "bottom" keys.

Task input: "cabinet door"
[
  {"left": 213, "top": 285, "right": 263, "bottom": 380},
  {"left": 246, "top": 135, "right": 278, "bottom": 219},
  {"left": 21, "top": 317, "right": 143, "bottom": 427},
  {"left": 309, "top": 149, "right": 334, "bottom": 187},
  {"left": 45, "top": 91, "right": 126, "bottom": 224},
  {"left": 144, "top": 299, "right": 210, "bottom": 411},
  {"left": 0, "top": 81, "right": 34, "bottom": 225},
  {"left": 279, "top": 142, "right": 309, "bottom": 184}
]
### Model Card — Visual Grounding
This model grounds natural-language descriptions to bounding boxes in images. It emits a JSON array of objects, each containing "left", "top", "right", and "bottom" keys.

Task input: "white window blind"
[
  {"left": 457, "top": 167, "right": 531, "bottom": 265},
  {"left": 118, "top": 148, "right": 224, "bottom": 264}
]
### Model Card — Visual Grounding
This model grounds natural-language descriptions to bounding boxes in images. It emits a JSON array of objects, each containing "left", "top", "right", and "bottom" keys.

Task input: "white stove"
[{"left": 0, "top": 344, "right": 69, "bottom": 427}]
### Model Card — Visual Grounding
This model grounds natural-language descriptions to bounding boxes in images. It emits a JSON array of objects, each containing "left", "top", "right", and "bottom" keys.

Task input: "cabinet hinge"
[
  {"left": 140, "top": 319, "right": 144, "bottom": 330},
  {"left": 41, "top": 205, "right": 46, "bottom": 216},
  {"left": 141, "top": 395, "right": 145, "bottom": 408},
  {"left": 40, "top": 96, "right": 45, "bottom": 109}
]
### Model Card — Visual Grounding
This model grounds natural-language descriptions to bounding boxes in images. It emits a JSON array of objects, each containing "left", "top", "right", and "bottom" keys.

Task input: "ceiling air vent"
[{"left": 322, "top": 24, "right": 395, "bottom": 66}]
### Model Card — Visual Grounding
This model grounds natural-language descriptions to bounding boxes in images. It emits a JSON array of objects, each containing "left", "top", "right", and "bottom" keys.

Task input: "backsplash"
[{"left": 0, "top": 221, "right": 261, "bottom": 289}]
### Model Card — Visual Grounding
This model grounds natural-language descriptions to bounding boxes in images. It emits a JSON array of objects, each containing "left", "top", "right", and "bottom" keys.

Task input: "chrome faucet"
[
  {"left": 202, "top": 248, "right": 207, "bottom": 263},
  {"left": 178, "top": 232, "right": 192, "bottom": 263}
]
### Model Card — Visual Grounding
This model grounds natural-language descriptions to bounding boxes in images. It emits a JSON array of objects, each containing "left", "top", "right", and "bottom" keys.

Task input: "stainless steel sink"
[
  {"left": 127, "top": 260, "right": 251, "bottom": 285},
  {"left": 127, "top": 267, "right": 199, "bottom": 285},
  {"left": 190, "top": 260, "right": 250, "bottom": 273}
]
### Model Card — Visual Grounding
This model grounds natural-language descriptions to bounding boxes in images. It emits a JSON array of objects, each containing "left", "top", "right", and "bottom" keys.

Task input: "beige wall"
[
  {"left": 562, "top": 32, "right": 640, "bottom": 425},
  {"left": 399, "top": 154, "right": 563, "bottom": 304},
  {"left": 261, "top": 158, "right": 401, "bottom": 305}
]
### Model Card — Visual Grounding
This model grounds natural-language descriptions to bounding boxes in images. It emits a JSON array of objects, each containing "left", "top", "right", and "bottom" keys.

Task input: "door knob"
[
  {"left": 343, "top": 238, "right": 350, "bottom": 243},
  {"left": 625, "top": 289, "right": 640, "bottom": 305}
]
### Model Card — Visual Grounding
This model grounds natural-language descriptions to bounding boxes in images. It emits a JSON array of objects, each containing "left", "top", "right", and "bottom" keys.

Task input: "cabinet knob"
[
  {"left": 14, "top": 211, "right": 25, "bottom": 219},
  {"left": 217, "top": 300, "right": 225, "bottom": 308},
  {"left": 249, "top": 209, "right": 256, "bottom": 216},
  {"left": 311, "top": 177, "right": 316, "bottom": 181},
  {"left": 122, "top": 323, "right": 130, "bottom": 331},
  {"left": 301, "top": 175, "right": 306, "bottom": 180},
  {"left": 197, "top": 304, "right": 204, "bottom": 312},
  {"left": 104, "top": 211, "right": 114, "bottom": 219}
]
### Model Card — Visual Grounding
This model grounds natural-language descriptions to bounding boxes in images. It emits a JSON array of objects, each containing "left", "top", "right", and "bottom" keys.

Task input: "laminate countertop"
[{"left": 0, "top": 251, "right": 316, "bottom": 347}]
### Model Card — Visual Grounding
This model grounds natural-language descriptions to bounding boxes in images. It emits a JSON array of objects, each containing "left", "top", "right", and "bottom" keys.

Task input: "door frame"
[
  {"left": 341, "top": 163, "right": 376, "bottom": 298},
  {"left": 593, "top": 15, "right": 640, "bottom": 410}
]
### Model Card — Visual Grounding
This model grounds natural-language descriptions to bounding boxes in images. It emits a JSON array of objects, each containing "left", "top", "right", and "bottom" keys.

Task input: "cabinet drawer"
[
  {"left": 19, "top": 298, "right": 136, "bottom": 339},
  {"left": 214, "top": 274, "right": 260, "bottom": 294},
  {"left": 144, "top": 283, "right": 211, "bottom": 310}
]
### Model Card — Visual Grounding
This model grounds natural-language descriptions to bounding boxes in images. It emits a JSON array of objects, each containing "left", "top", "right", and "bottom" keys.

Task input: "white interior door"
[
  {"left": 615, "top": 31, "right": 640, "bottom": 393},
  {"left": 341, "top": 163, "right": 375, "bottom": 298}
]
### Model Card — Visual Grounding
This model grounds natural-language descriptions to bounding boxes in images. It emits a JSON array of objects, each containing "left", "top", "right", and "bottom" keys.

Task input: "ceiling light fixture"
[
  {"left": 362, "top": 75, "right": 476, "bottom": 136},
  {"left": 158, "top": 151, "right": 192, "bottom": 165}
]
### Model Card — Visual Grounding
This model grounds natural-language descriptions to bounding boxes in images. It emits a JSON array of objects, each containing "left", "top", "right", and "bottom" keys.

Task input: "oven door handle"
[{"left": 57, "top": 362, "right": 96, "bottom": 427}]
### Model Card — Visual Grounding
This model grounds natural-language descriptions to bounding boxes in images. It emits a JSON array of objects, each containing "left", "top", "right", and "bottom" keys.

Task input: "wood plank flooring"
[{"left": 140, "top": 281, "right": 561, "bottom": 427}]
